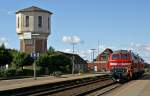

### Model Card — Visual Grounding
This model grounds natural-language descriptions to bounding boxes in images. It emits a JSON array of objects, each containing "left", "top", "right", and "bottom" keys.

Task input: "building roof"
[
  {"left": 58, "top": 51, "right": 87, "bottom": 65},
  {"left": 16, "top": 6, "right": 52, "bottom": 14},
  {"left": 96, "top": 48, "right": 113, "bottom": 61},
  {"left": 99, "top": 48, "right": 113, "bottom": 56}
]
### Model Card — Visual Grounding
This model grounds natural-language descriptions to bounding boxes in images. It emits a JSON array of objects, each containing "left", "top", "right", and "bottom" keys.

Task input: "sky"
[{"left": 0, "top": 0, "right": 150, "bottom": 62}]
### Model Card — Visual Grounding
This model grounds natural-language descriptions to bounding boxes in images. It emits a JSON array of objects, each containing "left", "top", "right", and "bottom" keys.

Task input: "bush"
[
  {"left": 36, "top": 67, "right": 45, "bottom": 75},
  {"left": 4, "top": 69, "right": 16, "bottom": 77},
  {"left": 16, "top": 69, "right": 24, "bottom": 76},
  {"left": 23, "top": 69, "right": 33, "bottom": 76},
  {"left": 0, "top": 68, "right": 35, "bottom": 77},
  {"left": 0, "top": 70, "right": 5, "bottom": 77}
]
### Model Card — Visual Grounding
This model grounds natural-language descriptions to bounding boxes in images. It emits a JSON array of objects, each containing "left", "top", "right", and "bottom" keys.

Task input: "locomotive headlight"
[
  {"left": 110, "top": 62, "right": 131, "bottom": 66},
  {"left": 110, "top": 63, "right": 117, "bottom": 65},
  {"left": 122, "top": 63, "right": 131, "bottom": 65}
]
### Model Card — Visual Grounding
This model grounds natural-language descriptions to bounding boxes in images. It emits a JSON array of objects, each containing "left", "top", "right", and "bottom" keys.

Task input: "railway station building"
[{"left": 88, "top": 48, "right": 113, "bottom": 72}]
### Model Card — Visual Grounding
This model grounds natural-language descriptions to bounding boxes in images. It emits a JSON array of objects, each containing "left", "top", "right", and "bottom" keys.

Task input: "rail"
[{"left": 0, "top": 74, "right": 113, "bottom": 96}]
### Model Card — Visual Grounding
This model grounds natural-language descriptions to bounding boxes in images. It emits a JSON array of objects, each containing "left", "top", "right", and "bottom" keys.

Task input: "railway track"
[
  {"left": 85, "top": 74, "right": 148, "bottom": 96},
  {"left": 29, "top": 75, "right": 116, "bottom": 96},
  {"left": 0, "top": 74, "right": 118, "bottom": 96}
]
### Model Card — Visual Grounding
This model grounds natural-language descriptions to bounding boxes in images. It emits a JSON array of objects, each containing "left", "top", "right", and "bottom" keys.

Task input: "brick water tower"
[{"left": 16, "top": 6, "right": 52, "bottom": 54}]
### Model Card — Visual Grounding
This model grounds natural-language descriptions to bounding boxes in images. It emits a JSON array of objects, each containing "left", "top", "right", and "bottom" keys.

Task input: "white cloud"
[
  {"left": 0, "top": 9, "right": 15, "bottom": 15},
  {"left": 130, "top": 43, "right": 150, "bottom": 52},
  {"left": 0, "top": 37, "right": 9, "bottom": 48},
  {"left": 7, "top": 10, "right": 15, "bottom": 15},
  {"left": 78, "top": 50, "right": 92, "bottom": 58},
  {"left": 62, "top": 48, "right": 93, "bottom": 61},
  {"left": 62, "top": 35, "right": 81, "bottom": 44},
  {"left": 129, "top": 43, "right": 150, "bottom": 63},
  {"left": 62, "top": 43, "right": 150, "bottom": 63},
  {"left": 63, "top": 49, "right": 72, "bottom": 53}
]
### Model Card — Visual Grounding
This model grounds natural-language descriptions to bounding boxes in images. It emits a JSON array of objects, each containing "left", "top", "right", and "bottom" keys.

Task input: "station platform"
[{"left": 0, "top": 73, "right": 106, "bottom": 92}]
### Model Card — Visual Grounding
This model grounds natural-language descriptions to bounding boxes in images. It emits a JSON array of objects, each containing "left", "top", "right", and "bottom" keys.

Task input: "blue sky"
[{"left": 0, "top": 0, "right": 150, "bottom": 62}]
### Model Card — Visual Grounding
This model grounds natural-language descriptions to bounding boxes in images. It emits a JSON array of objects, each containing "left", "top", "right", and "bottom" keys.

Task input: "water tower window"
[
  {"left": 18, "top": 17, "right": 19, "bottom": 28},
  {"left": 26, "top": 16, "right": 29, "bottom": 27},
  {"left": 38, "top": 16, "right": 42, "bottom": 28},
  {"left": 48, "top": 17, "right": 49, "bottom": 30}
]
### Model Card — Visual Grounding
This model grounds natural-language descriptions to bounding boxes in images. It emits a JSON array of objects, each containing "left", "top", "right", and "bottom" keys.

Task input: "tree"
[
  {"left": 36, "top": 53, "right": 52, "bottom": 74},
  {"left": 48, "top": 53, "right": 72, "bottom": 73},
  {"left": 12, "top": 52, "right": 33, "bottom": 70},
  {"left": 36, "top": 52, "right": 72, "bottom": 74},
  {"left": 23, "top": 54, "right": 34, "bottom": 66},
  {"left": 36, "top": 53, "right": 50, "bottom": 67},
  {"left": 144, "top": 63, "right": 150, "bottom": 68},
  {"left": 0, "top": 43, "right": 5, "bottom": 49},
  {"left": 12, "top": 52, "right": 25, "bottom": 69},
  {"left": 0, "top": 44, "right": 13, "bottom": 66},
  {"left": 48, "top": 46, "right": 55, "bottom": 55}
]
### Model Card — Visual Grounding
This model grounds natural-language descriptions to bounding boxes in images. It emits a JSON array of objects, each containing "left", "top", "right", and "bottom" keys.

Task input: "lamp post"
[
  {"left": 72, "top": 43, "right": 75, "bottom": 74},
  {"left": 71, "top": 40, "right": 83, "bottom": 74},
  {"left": 91, "top": 49, "right": 96, "bottom": 72},
  {"left": 32, "top": 33, "right": 40, "bottom": 80},
  {"left": 23, "top": 32, "right": 40, "bottom": 80},
  {"left": 62, "top": 36, "right": 81, "bottom": 74}
]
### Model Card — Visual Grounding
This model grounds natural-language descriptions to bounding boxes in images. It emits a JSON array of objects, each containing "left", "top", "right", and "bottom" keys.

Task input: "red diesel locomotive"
[{"left": 108, "top": 50, "right": 144, "bottom": 81}]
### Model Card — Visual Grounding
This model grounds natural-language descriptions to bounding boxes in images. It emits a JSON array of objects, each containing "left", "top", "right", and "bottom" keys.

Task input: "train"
[{"left": 107, "top": 50, "right": 145, "bottom": 81}]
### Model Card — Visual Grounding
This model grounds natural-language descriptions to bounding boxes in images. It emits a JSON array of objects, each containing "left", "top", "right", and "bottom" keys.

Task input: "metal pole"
[
  {"left": 93, "top": 50, "right": 94, "bottom": 72},
  {"left": 72, "top": 43, "right": 75, "bottom": 74},
  {"left": 91, "top": 49, "right": 96, "bottom": 72},
  {"left": 31, "top": 33, "right": 40, "bottom": 80},
  {"left": 33, "top": 38, "right": 36, "bottom": 80},
  {"left": 98, "top": 41, "right": 100, "bottom": 61}
]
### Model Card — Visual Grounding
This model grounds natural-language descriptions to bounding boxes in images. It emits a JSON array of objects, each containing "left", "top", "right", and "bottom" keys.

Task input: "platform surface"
[
  {"left": 0, "top": 73, "right": 106, "bottom": 91},
  {"left": 103, "top": 73, "right": 150, "bottom": 96}
]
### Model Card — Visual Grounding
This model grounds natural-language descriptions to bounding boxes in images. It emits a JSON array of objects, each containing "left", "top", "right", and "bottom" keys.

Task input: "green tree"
[
  {"left": 0, "top": 43, "right": 5, "bottom": 49},
  {"left": 36, "top": 52, "right": 72, "bottom": 74},
  {"left": 144, "top": 63, "right": 150, "bottom": 68},
  {"left": 12, "top": 52, "right": 25, "bottom": 69},
  {"left": 36, "top": 53, "right": 50, "bottom": 67},
  {"left": 0, "top": 44, "right": 13, "bottom": 66},
  {"left": 12, "top": 52, "right": 33, "bottom": 70},
  {"left": 48, "top": 53, "right": 72, "bottom": 73},
  {"left": 48, "top": 46, "right": 55, "bottom": 52},
  {"left": 36, "top": 53, "right": 51, "bottom": 74},
  {"left": 48, "top": 46, "right": 55, "bottom": 55},
  {"left": 23, "top": 54, "right": 34, "bottom": 66}
]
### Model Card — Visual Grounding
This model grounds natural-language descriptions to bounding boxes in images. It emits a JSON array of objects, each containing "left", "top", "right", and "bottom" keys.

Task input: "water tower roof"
[{"left": 16, "top": 6, "right": 52, "bottom": 14}]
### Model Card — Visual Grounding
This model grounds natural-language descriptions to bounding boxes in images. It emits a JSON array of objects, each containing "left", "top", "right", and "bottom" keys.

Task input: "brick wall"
[{"left": 20, "top": 39, "right": 47, "bottom": 53}]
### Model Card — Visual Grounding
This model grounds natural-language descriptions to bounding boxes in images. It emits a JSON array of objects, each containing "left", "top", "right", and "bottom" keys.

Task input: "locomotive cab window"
[
  {"left": 112, "top": 54, "right": 119, "bottom": 60},
  {"left": 121, "top": 54, "right": 129, "bottom": 60}
]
